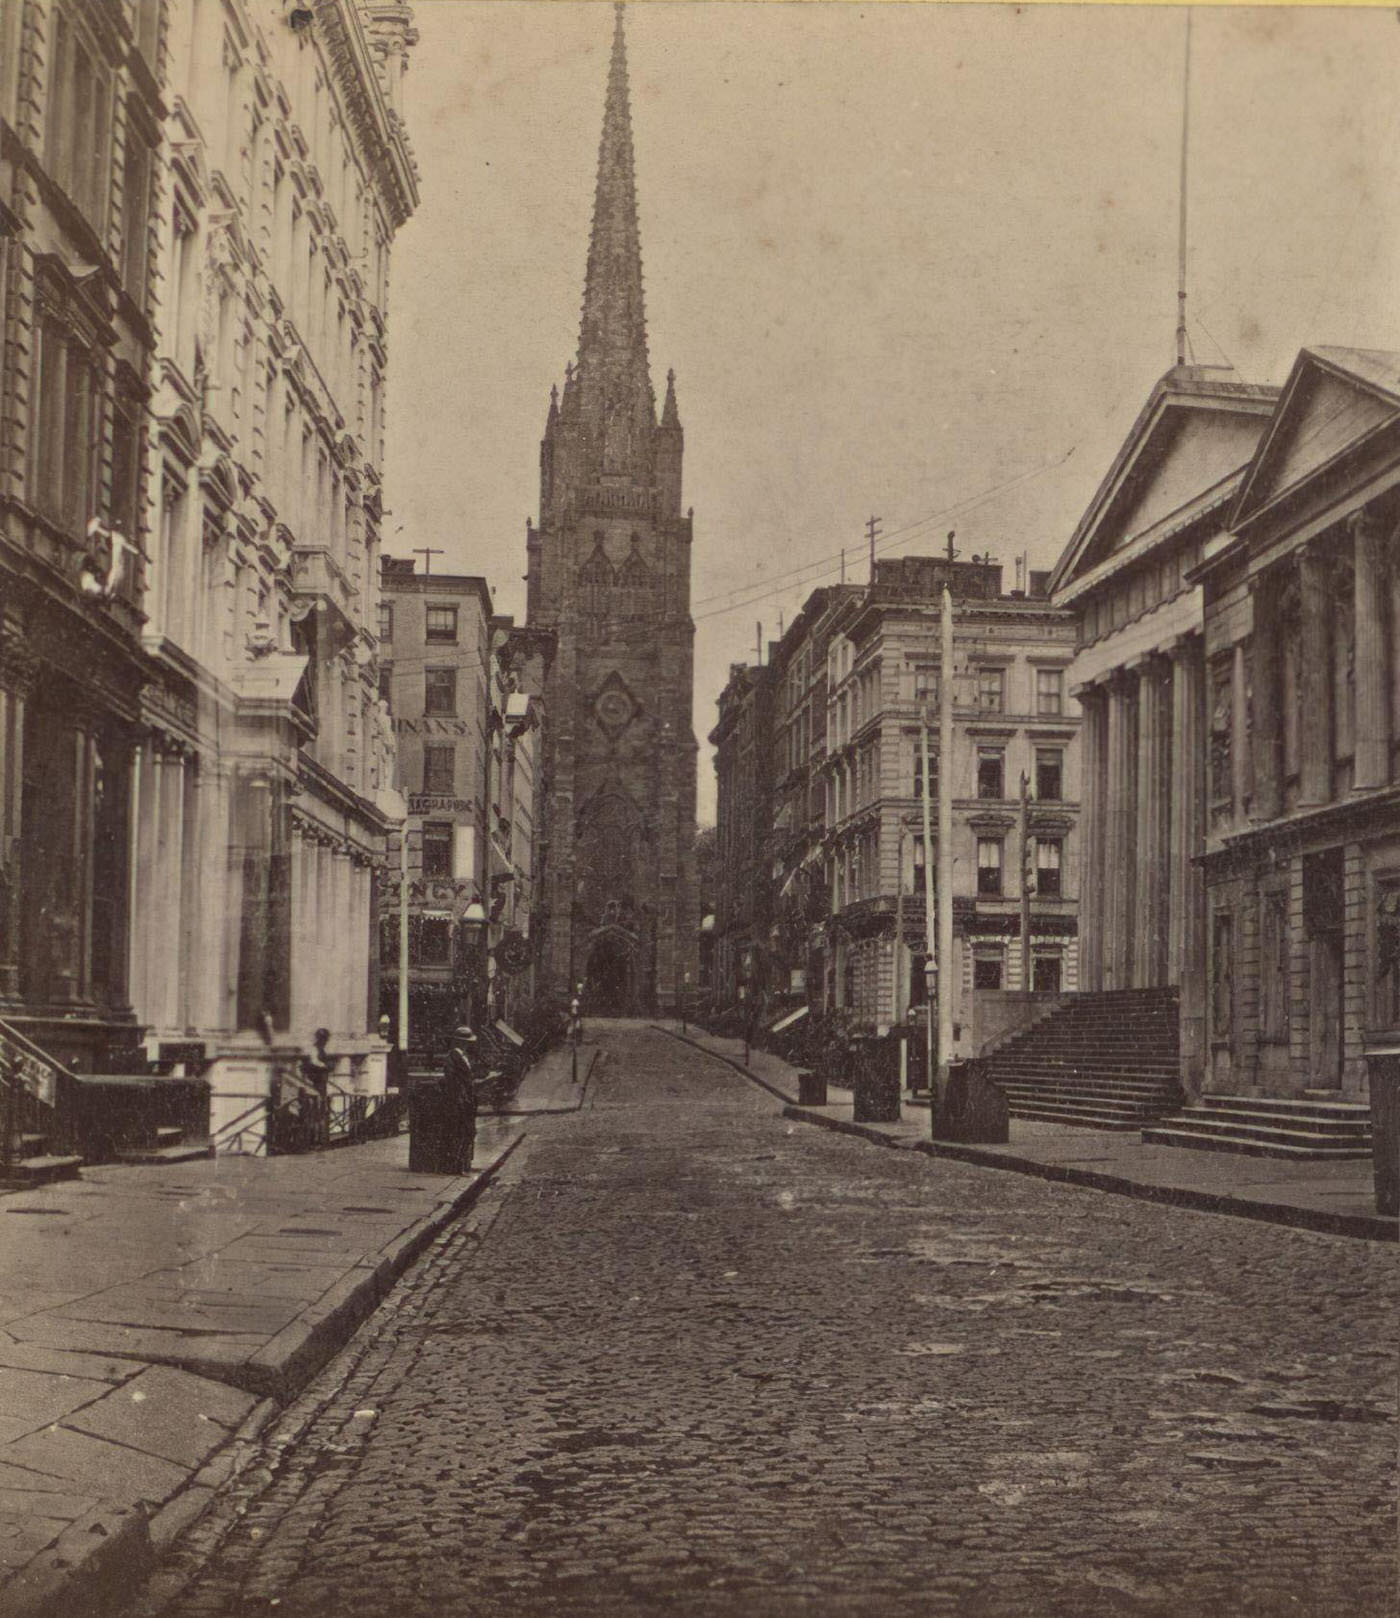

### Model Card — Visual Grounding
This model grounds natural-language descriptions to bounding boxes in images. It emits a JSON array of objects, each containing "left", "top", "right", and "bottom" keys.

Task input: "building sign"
[
  {"left": 408, "top": 795, "right": 473, "bottom": 815},
  {"left": 393, "top": 717, "right": 473, "bottom": 737}
]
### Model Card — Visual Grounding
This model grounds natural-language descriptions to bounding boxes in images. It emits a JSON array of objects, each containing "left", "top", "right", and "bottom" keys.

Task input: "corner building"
[{"left": 526, "top": 8, "right": 698, "bottom": 1015}]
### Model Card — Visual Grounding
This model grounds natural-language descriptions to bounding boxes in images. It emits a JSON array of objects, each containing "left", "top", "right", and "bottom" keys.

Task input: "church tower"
[{"left": 527, "top": 5, "right": 698, "bottom": 1015}]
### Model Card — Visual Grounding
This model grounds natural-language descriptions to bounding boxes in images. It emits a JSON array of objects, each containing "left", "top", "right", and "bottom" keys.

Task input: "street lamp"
[{"left": 460, "top": 900, "right": 488, "bottom": 1027}]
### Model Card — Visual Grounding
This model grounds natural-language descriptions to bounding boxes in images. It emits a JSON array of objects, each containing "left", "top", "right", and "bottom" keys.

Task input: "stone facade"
[
  {"left": 818, "top": 558, "right": 1081, "bottom": 1040},
  {"left": 709, "top": 659, "right": 776, "bottom": 1010},
  {"left": 0, "top": 0, "right": 164, "bottom": 1065},
  {"left": 1197, "top": 347, "right": 1400, "bottom": 1103},
  {"left": 1049, "top": 365, "right": 1279, "bottom": 1093},
  {"left": 525, "top": 8, "right": 698, "bottom": 1016},
  {"left": 377, "top": 557, "right": 491, "bottom": 1054}
]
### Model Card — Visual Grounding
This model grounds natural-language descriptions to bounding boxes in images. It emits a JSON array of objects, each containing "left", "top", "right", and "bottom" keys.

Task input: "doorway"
[
  {"left": 1303, "top": 848, "right": 1345, "bottom": 1088},
  {"left": 586, "top": 927, "right": 638, "bottom": 1016}
]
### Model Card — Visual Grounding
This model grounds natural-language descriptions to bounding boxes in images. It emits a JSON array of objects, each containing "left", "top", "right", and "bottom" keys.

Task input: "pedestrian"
[
  {"left": 443, "top": 1025, "right": 479, "bottom": 1174},
  {"left": 302, "top": 1027, "right": 333, "bottom": 1149}
]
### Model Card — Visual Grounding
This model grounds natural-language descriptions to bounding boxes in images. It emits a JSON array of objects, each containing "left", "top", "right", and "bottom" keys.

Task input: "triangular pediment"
[
  {"left": 1051, "top": 367, "right": 1276, "bottom": 597},
  {"left": 1232, "top": 347, "right": 1400, "bottom": 529}
]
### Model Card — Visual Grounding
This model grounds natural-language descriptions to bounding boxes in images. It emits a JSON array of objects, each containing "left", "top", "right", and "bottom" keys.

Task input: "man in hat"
[{"left": 442, "top": 1025, "right": 479, "bottom": 1173}]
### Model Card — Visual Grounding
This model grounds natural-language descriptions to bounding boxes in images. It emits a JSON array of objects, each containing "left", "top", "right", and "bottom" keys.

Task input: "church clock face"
[{"left": 591, "top": 670, "right": 642, "bottom": 740}]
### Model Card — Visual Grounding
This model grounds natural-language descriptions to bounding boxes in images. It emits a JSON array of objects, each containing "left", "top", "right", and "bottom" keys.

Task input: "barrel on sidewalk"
[
  {"left": 1366, "top": 1051, "right": 1400, "bottom": 1217},
  {"left": 796, "top": 1069, "right": 827, "bottom": 1107},
  {"left": 851, "top": 1035, "right": 901, "bottom": 1124}
]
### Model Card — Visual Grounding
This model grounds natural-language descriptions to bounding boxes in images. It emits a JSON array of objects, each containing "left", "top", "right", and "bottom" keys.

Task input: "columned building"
[
  {"left": 135, "top": 0, "right": 419, "bottom": 1138},
  {"left": 525, "top": 8, "right": 698, "bottom": 1016},
  {"left": 0, "top": 0, "right": 164, "bottom": 1070},
  {"left": 1050, "top": 365, "right": 1278, "bottom": 1092},
  {"left": 1197, "top": 347, "right": 1400, "bottom": 1103}
]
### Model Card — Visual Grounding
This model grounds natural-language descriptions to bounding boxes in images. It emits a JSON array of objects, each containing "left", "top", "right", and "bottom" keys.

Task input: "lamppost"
[
  {"left": 682, "top": 972, "right": 690, "bottom": 1036},
  {"left": 460, "top": 899, "right": 488, "bottom": 1027}
]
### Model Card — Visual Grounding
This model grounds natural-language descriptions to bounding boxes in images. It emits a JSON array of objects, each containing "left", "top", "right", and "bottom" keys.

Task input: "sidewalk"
[
  {"left": 660, "top": 1024, "right": 1398, "bottom": 1245},
  {"left": 0, "top": 1045, "right": 586, "bottom": 1618}
]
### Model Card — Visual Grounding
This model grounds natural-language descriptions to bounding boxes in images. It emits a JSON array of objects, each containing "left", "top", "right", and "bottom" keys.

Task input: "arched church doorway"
[{"left": 585, "top": 926, "right": 637, "bottom": 1016}]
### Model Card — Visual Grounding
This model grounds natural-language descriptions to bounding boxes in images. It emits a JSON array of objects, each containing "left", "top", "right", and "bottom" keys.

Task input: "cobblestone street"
[{"left": 135, "top": 1026, "right": 1397, "bottom": 1618}]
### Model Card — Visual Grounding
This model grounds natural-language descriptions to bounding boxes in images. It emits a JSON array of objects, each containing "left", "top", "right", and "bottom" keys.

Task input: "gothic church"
[{"left": 526, "top": 6, "right": 699, "bottom": 1015}]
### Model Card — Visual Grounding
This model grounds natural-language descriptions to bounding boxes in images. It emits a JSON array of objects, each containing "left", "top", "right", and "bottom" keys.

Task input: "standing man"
[{"left": 442, "top": 1026, "right": 479, "bottom": 1174}]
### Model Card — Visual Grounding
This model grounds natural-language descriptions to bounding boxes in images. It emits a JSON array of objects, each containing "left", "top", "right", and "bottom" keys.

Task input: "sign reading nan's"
[{"left": 392, "top": 717, "right": 474, "bottom": 738}]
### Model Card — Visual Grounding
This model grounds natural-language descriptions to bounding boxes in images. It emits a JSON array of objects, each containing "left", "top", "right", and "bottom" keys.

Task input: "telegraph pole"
[
  {"left": 937, "top": 583, "right": 954, "bottom": 1105},
  {"left": 919, "top": 706, "right": 937, "bottom": 1112},
  {"left": 397, "top": 822, "right": 410, "bottom": 1055},
  {"left": 412, "top": 546, "right": 444, "bottom": 575},
  {"left": 1020, "top": 770, "right": 1033, "bottom": 991},
  {"left": 866, "top": 515, "right": 882, "bottom": 583}
]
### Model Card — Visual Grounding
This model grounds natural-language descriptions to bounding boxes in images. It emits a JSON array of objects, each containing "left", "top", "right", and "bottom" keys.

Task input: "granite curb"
[
  {"left": 662, "top": 1024, "right": 1395, "bottom": 1245},
  {"left": 0, "top": 1132, "right": 524, "bottom": 1618},
  {"left": 781, "top": 1104, "right": 1398, "bottom": 1243}
]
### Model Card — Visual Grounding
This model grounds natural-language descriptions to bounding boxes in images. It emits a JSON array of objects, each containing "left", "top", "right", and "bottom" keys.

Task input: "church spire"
[{"left": 572, "top": 3, "right": 656, "bottom": 468}]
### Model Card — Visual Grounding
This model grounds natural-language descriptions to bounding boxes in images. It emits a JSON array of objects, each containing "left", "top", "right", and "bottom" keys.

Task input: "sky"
[{"left": 383, "top": 1, "right": 1400, "bottom": 824}]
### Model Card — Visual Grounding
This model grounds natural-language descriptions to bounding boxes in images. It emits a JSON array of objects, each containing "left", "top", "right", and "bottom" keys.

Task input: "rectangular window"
[
  {"left": 977, "top": 838, "right": 1003, "bottom": 896},
  {"left": 377, "top": 665, "right": 392, "bottom": 708},
  {"left": 377, "top": 601, "right": 393, "bottom": 642},
  {"left": 973, "top": 952, "right": 1004, "bottom": 990},
  {"left": 45, "top": 8, "right": 111, "bottom": 229},
  {"left": 422, "top": 744, "right": 454, "bottom": 796},
  {"left": 418, "top": 918, "right": 451, "bottom": 966},
  {"left": 135, "top": 0, "right": 161, "bottom": 65},
  {"left": 1035, "top": 747, "right": 1063, "bottom": 802},
  {"left": 913, "top": 745, "right": 938, "bottom": 801},
  {"left": 110, "top": 390, "right": 142, "bottom": 557},
  {"left": 1032, "top": 954, "right": 1062, "bottom": 993},
  {"left": 1036, "top": 838, "right": 1063, "bottom": 897},
  {"left": 120, "top": 128, "right": 152, "bottom": 307},
  {"left": 1036, "top": 667, "right": 1063, "bottom": 716},
  {"left": 976, "top": 667, "right": 1004, "bottom": 713},
  {"left": 424, "top": 667, "right": 456, "bottom": 716},
  {"left": 425, "top": 605, "right": 458, "bottom": 643},
  {"left": 29, "top": 309, "right": 98, "bottom": 531},
  {"left": 912, "top": 665, "right": 939, "bottom": 707},
  {"left": 977, "top": 749, "right": 1004, "bottom": 800},
  {"left": 421, "top": 822, "right": 452, "bottom": 880}
]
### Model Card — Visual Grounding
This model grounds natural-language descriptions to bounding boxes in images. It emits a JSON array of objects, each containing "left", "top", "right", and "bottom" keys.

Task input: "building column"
[
  {"left": 1297, "top": 541, "right": 1334, "bottom": 806},
  {"left": 1169, "top": 635, "right": 1208, "bottom": 1093},
  {"left": 1351, "top": 509, "right": 1390, "bottom": 791},
  {"left": 1230, "top": 640, "right": 1251, "bottom": 824},
  {"left": 1135, "top": 656, "right": 1169, "bottom": 988},
  {"left": 1073, "top": 684, "right": 1105, "bottom": 993},
  {"left": 0, "top": 635, "right": 39, "bottom": 1002},
  {"left": 1103, "top": 670, "right": 1138, "bottom": 991},
  {"left": 1250, "top": 569, "right": 1284, "bottom": 820}
]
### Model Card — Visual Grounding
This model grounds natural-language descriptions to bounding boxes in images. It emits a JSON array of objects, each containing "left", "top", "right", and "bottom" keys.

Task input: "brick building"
[
  {"left": 525, "top": 8, "right": 698, "bottom": 1015},
  {"left": 378, "top": 557, "right": 492, "bottom": 1054}
]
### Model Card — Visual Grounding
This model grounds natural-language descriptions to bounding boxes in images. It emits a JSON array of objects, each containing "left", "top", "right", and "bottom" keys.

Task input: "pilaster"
[
  {"left": 1350, "top": 509, "right": 1389, "bottom": 791},
  {"left": 1297, "top": 542, "right": 1333, "bottom": 806}
]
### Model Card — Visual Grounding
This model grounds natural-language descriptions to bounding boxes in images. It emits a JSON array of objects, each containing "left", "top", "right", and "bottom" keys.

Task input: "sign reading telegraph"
[{"left": 408, "top": 795, "right": 473, "bottom": 815}]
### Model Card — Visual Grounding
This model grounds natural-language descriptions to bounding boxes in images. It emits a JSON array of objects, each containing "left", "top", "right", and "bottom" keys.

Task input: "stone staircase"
[
  {"left": 0, "top": 1020, "right": 83, "bottom": 1189},
  {"left": 981, "top": 987, "right": 1183, "bottom": 1130},
  {"left": 1142, "top": 1095, "right": 1373, "bottom": 1160}
]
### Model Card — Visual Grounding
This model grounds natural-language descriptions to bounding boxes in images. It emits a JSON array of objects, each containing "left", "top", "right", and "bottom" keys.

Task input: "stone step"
[
  {"left": 1005, "top": 1101, "right": 1148, "bottom": 1131},
  {"left": 1186, "top": 1107, "right": 1371, "bottom": 1139},
  {"left": 114, "top": 1142, "right": 215, "bottom": 1165},
  {"left": 1196, "top": 1095, "right": 1371, "bottom": 1121},
  {"left": 1001, "top": 1090, "right": 1166, "bottom": 1119},
  {"left": 999, "top": 1083, "right": 1175, "bottom": 1108},
  {"left": 1141, "top": 1124, "right": 1374, "bottom": 1161},
  {"left": 0, "top": 1154, "right": 84, "bottom": 1189}
]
